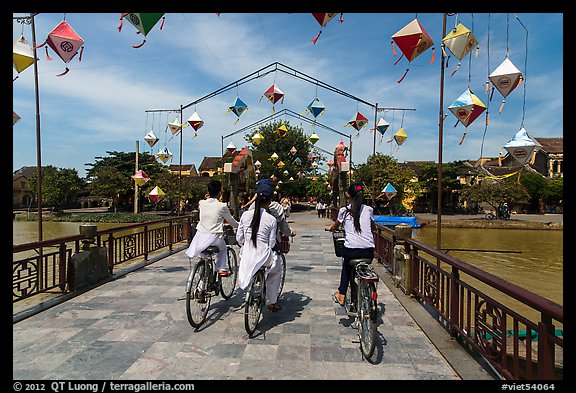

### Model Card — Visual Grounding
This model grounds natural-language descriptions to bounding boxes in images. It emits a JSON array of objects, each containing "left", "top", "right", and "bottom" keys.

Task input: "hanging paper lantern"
[
  {"left": 144, "top": 130, "right": 159, "bottom": 148},
  {"left": 381, "top": 183, "right": 397, "bottom": 200},
  {"left": 327, "top": 160, "right": 334, "bottom": 167},
  {"left": 119, "top": 13, "right": 165, "bottom": 48},
  {"left": 226, "top": 97, "right": 248, "bottom": 124},
  {"left": 336, "top": 141, "right": 347, "bottom": 153},
  {"left": 277, "top": 124, "right": 288, "bottom": 137},
  {"left": 270, "top": 152, "right": 279, "bottom": 161},
  {"left": 311, "top": 161, "right": 318, "bottom": 169},
  {"left": 308, "top": 152, "right": 317, "bottom": 161},
  {"left": 309, "top": 132, "right": 320, "bottom": 145},
  {"left": 442, "top": 23, "right": 478, "bottom": 75},
  {"left": 448, "top": 88, "right": 487, "bottom": 128},
  {"left": 376, "top": 118, "right": 390, "bottom": 135},
  {"left": 503, "top": 127, "right": 542, "bottom": 166},
  {"left": 277, "top": 161, "right": 285, "bottom": 168},
  {"left": 290, "top": 146, "right": 297, "bottom": 155},
  {"left": 293, "top": 157, "right": 302, "bottom": 165},
  {"left": 187, "top": 112, "right": 204, "bottom": 131},
  {"left": 252, "top": 132, "right": 264, "bottom": 145},
  {"left": 168, "top": 118, "right": 181, "bottom": 135},
  {"left": 489, "top": 57, "right": 524, "bottom": 113},
  {"left": 226, "top": 142, "right": 237, "bottom": 154},
  {"left": 13, "top": 111, "right": 21, "bottom": 126},
  {"left": 254, "top": 160, "right": 262, "bottom": 169},
  {"left": 345, "top": 112, "right": 368, "bottom": 131},
  {"left": 148, "top": 186, "right": 165, "bottom": 204},
  {"left": 13, "top": 35, "right": 35, "bottom": 75},
  {"left": 311, "top": 13, "right": 339, "bottom": 44},
  {"left": 289, "top": 177, "right": 294, "bottom": 181},
  {"left": 261, "top": 84, "right": 284, "bottom": 105},
  {"left": 393, "top": 128, "right": 408, "bottom": 146},
  {"left": 37, "top": 20, "right": 85, "bottom": 76},
  {"left": 131, "top": 170, "right": 150, "bottom": 186},
  {"left": 303, "top": 97, "right": 326, "bottom": 118},
  {"left": 283, "top": 170, "right": 289, "bottom": 176},
  {"left": 391, "top": 18, "right": 434, "bottom": 83},
  {"left": 156, "top": 146, "right": 173, "bottom": 163}
]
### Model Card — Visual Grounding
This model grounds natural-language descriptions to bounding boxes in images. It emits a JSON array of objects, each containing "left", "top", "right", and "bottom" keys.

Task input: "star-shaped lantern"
[
  {"left": 226, "top": 142, "right": 237, "bottom": 154},
  {"left": 489, "top": 57, "right": 524, "bottom": 113},
  {"left": 290, "top": 146, "right": 297, "bottom": 155},
  {"left": 442, "top": 22, "right": 478, "bottom": 76},
  {"left": 226, "top": 97, "right": 248, "bottom": 124},
  {"left": 304, "top": 97, "right": 326, "bottom": 118},
  {"left": 308, "top": 132, "right": 320, "bottom": 145},
  {"left": 252, "top": 132, "right": 264, "bottom": 145},
  {"left": 345, "top": 112, "right": 369, "bottom": 131},
  {"left": 391, "top": 18, "right": 435, "bottom": 83},
  {"left": 144, "top": 130, "right": 159, "bottom": 148},
  {"left": 503, "top": 127, "right": 542, "bottom": 166},
  {"left": 261, "top": 84, "right": 284, "bottom": 111},
  {"left": 277, "top": 161, "right": 285, "bottom": 169},
  {"left": 148, "top": 186, "right": 165, "bottom": 204},
  {"left": 277, "top": 124, "right": 288, "bottom": 137},
  {"left": 131, "top": 170, "right": 150, "bottom": 186},
  {"left": 376, "top": 118, "right": 390, "bottom": 135},
  {"left": 311, "top": 13, "right": 339, "bottom": 44},
  {"left": 13, "top": 111, "right": 21, "bottom": 126},
  {"left": 381, "top": 183, "right": 397, "bottom": 200},
  {"left": 187, "top": 112, "right": 204, "bottom": 132},
  {"left": 168, "top": 118, "right": 181, "bottom": 135},
  {"left": 13, "top": 35, "right": 35, "bottom": 76},
  {"left": 270, "top": 152, "right": 279, "bottom": 161},
  {"left": 119, "top": 13, "right": 165, "bottom": 48},
  {"left": 254, "top": 160, "right": 262, "bottom": 170},
  {"left": 38, "top": 19, "right": 85, "bottom": 76},
  {"left": 393, "top": 128, "right": 408, "bottom": 146},
  {"left": 448, "top": 88, "right": 487, "bottom": 128},
  {"left": 156, "top": 146, "right": 173, "bottom": 164}
]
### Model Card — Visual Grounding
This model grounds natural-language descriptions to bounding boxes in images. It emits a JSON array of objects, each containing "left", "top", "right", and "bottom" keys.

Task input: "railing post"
[
  {"left": 450, "top": 266, "right": 460, "bottom": 337},
  {"left": 107, "top": 233, "right": 114, "bottom": 275},
  {"left": 168, "top": 220, "right": 173, "bottom": 252},
  {"left": 537, "top": 316, "right": 556, "bottom": 379},
  {"left": 58, "top": 243, "right": 67, "bottom": 291},
  {"left": 144, "top": 224, "right": 149, "bottom": 261}
]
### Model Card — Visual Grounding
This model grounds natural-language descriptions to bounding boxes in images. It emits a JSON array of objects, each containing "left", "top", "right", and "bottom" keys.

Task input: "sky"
[{"left": 12, "top": 12, "right": 563, "bottom": 179}]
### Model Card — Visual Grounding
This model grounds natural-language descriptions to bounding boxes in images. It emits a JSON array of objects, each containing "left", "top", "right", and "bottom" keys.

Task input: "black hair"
[
  {"left": 207, "top": 179, "right": 222, "bottom": 198},
  {"left": 345, "top": 183, "right": 365, "bottom": 233},
  {"left": 250, "top": 192, "right": 272, "bottom": 247}
]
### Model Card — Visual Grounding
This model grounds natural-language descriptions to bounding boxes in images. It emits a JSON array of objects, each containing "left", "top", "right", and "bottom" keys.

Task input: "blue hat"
[{"left": 256, "top": 179, "right": 274, "bottom": 199}]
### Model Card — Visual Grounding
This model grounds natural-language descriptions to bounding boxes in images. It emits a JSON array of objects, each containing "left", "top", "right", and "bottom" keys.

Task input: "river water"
[{"left": 13, "top": 220, "right": 563, "bottom": 322}]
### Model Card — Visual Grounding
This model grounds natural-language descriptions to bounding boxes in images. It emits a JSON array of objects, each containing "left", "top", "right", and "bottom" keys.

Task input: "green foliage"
[
  {"left": 28, "top": 166, "right": 85, "bottom": 211},
  {"left": 459, "top": 177, "right": 529, "bottom": 211},
  {"left": 52, "top": 213, "right": 170, "bottom": 222}
]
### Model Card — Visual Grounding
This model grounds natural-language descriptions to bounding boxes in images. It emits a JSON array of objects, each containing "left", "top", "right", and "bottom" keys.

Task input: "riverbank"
[{"left": 414, "top": 213, "right": 563, "bottom": 230}]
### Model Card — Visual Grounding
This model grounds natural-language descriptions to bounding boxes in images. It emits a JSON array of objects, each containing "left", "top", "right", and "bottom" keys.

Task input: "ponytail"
[
  {"left": 346, "top": 184, "right": 365, "bottom": 233},
  {"left": 250, "top": 195, "right": 263, "bottom": 247}
]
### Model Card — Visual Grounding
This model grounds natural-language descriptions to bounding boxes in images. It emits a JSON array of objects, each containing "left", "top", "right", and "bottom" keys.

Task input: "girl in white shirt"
[
  {"left": 236, "top": 180, "right": 282, "bottom": 312},
  {"left": 185, "top": 180, "right": 238, "bottom": 275},
  {"left": 328, "top": 183, "right": 376, "bottom": 306}
]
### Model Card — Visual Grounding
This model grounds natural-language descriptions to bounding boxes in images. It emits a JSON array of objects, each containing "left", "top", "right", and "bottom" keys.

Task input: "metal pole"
[
  {"left": 348, "top": 134, "right": 353, "bottom": 183},
  {"left": 178, "top": 106, "right": 183, "bottom": 215},
  {"left": 372, "top": 103, "right": 378, "bottom": 207},
  {"left": 437, "top": 13, "right": 448, "bottom": 255},
  {"left": 29, "top": 14, "right": 42, "bottom": 242},
  {"left": 134, "top": 140, "right": 139, "bottom": 214}
]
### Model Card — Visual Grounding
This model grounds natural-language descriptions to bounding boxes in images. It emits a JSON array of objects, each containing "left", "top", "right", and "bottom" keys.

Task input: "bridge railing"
[
  {"left": 13, "top": 215, "right": 196, "bottom": 304},
  {"left": 373, "top": 224, "right": 563, "bottom": 380}
]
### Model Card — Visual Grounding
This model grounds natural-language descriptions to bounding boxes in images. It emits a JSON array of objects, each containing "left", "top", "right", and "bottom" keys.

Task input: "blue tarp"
[{"left": 374, "top": 215, "right": 421, "bottom": 228}]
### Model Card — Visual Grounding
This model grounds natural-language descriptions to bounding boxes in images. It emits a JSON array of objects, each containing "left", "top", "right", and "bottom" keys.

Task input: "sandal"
[
  {"left": 267, "top": 303, "right": 282, "bottom": 312},
  {"left": 333, "top": 291, "right": 345, "bottom": 306}
]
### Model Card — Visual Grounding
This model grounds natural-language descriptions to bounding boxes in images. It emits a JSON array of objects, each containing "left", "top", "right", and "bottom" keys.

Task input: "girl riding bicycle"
[
  {"left": 327, "top": 183, "right": 376, "bottom": 307},
  {"left": 236, "top": 179, "right": 283, "bottom": 312},
  {"left": 185, "top": 179, "right": 238, "bottom": 276}
]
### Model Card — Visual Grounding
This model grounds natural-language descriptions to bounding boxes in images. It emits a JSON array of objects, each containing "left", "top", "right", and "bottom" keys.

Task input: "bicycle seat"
[
  {"left": 349, "top": 258, "right": 373, "bottom": 267},
  {"left": 202, "top": 246, "right": 220, "bottom": 254}
]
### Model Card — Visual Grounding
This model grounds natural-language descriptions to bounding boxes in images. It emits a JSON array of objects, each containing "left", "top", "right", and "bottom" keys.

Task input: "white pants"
[
  {"left": 264, "top": 252, "right": 283, "bottom": 305},
  {"left": 185, "top": 231, "right": 228, "bottom": 271}
]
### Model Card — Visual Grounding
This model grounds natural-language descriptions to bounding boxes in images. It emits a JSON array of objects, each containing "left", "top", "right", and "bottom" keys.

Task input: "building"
[
  {"left": 198, "top": 157, "right": 223, "bottom": 177},
  {"left": 167, "top": 164, "right": 198, "bottom": 177},
  {"left": 500, "top": 137, "right": 563, "bottom": 179},
  {"left": 13, "top": 166, "right": 36, "bottom": 208}
]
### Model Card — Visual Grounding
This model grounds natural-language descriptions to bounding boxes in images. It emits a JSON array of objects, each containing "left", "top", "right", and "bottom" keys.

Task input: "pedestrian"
[
  {"left": 236, "top": 179, "right": 283, "bottom": 312},
  {"left": 185, "top": 179, "right": 239, "bottom": 276},
  {"left": 316, "top": 200, "right": 322, "bottom": 218},
  {"left": 327, "top": 183, "right": 376, "bottom": 307}
]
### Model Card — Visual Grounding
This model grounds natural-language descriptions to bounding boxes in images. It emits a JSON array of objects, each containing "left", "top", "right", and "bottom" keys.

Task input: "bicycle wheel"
[
  {"left": 357, "top": 281, "right": 378, "bottom": 359},
  {"left": 244, "top": 270, "right": 266, "bottom": 337},
  {"left": 276, "top": 252, "right": 287, "bottom": 302},
  {"left": 186, "top": 260, "right": 211, "bottom": 328},
  {"left": 220, "top": 247, "right": 238, "bottom": 299}
]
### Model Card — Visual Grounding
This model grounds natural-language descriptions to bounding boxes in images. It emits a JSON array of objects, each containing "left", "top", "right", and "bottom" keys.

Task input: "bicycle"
[
  {"left": 244, "top": 265, "right": 267, "bottom": 337},
  {"left": 185, "top": 228, "right": 238, "bottom": 329},
  {"left": 330, "top": 229, "right": 380, "bottom": 359}
]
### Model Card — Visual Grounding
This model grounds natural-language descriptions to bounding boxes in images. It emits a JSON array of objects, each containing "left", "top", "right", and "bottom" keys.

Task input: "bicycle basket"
[
  {"left": 223, "top": 225, "right": 237, "bottom": 245},
  {"left": 332, "top": 230, "right": 345, "bottom": 257},
  {"left": 280, "top": 234, "right": 291, "bottom": 254}
]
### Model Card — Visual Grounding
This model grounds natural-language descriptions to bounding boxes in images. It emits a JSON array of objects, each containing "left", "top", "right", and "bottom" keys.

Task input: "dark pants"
[{"left": 338, "top": 247, "right": 374, "bottom": 301}]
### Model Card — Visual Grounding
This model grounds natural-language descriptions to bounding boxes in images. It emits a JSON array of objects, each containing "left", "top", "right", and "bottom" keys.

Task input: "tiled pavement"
[{"left": 13, "top": 210, "right": 485, "bottom": 380}]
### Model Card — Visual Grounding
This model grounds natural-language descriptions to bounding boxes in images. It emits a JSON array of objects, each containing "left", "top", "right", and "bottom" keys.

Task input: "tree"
[
  {"left": 459, "top": 177, "right": 529, "bottom": 212},
  {"left": 28, "top": 166, "right": 85, "bottom": 211},
  {"left": 86, "top": 151, "right": 164, "bottom": 210},
  {"left": 353, "top": 153, "right": 419, "bottom": 211}
]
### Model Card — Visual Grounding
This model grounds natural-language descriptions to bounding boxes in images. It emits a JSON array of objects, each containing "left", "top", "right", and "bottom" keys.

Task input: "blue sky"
[{"left": 12, "top": 13, "right": 563, "bottom": 178}]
